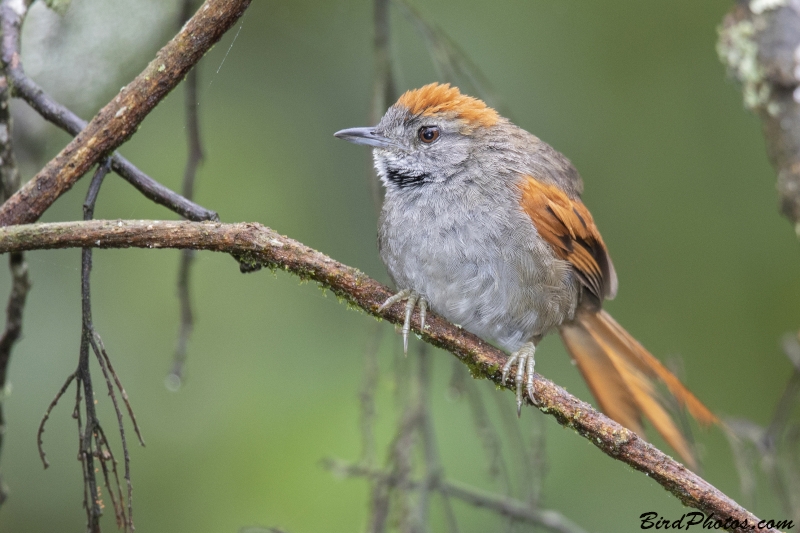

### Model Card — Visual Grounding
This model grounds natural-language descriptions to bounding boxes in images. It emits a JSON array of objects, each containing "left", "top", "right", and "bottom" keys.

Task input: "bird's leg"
[
  {"left": 378, "top": 289, "right": 428, "bottom": 354},
  {"left": 401, "top": 293, "right": 418, "bottom": 353},
  {"left": 501, "top": 342, "right": 537, "bottom": 416}
]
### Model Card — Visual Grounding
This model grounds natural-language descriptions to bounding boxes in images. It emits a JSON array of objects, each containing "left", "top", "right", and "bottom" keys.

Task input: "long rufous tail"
[{"left": 558, "top": 308, "right": 717, "bottom": 469}]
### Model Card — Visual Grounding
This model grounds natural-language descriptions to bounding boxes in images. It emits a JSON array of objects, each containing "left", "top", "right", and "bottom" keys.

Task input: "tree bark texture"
[
  {"left": 0, "top": 219, "right": 774, "bottom": 533},
  {"left": 719, "top": 0, "right": 800, "bottom": 231},
  {"left": 0, "top": 0, "right": 249, "bottom": 226}
]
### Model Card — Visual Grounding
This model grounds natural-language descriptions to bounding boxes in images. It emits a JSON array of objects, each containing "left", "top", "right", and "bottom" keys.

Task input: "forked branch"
[
  {"left": 0, "top": 0, "right": 218, "bottom": 222},
  {"left": 0, "top": 0, "right": 250, "bottom": 226}
]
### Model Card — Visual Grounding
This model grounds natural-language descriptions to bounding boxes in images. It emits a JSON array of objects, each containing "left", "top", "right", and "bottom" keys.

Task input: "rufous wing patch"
[
  {"left": 396, "top": 83, "right": 499, "bottom": 129},
  {"left": 519, "top": 175, "right": 617, "bottom": 301}
]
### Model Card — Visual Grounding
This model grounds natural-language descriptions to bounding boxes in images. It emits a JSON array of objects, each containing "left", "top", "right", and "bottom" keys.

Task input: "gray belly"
[{"left": 378, "top": 193, "right": 579, "bottom": 352}]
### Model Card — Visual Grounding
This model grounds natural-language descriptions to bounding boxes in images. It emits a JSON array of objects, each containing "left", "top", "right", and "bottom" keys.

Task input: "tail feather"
[
  {"left": 559, "top": 308, "right": 717, "bottom": 468},
  {"left": 593, "top": 311, "right": 718, "bottom": 425},
  {"left": 556, "top": 316, "right": 646, "bottom": 437}
]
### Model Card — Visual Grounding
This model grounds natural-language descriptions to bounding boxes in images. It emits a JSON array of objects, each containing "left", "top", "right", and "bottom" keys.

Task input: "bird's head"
[{"left": 335, "top": 83, "right": 502, "bottom": 190}]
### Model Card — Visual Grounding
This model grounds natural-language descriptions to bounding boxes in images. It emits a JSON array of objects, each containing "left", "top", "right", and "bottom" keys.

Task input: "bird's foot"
[
  {"left": 378, "top": 289, "right": 428, "bottom": 354},
  {"left": 501, "top": 342, "right": 537, "bottom": 416}
]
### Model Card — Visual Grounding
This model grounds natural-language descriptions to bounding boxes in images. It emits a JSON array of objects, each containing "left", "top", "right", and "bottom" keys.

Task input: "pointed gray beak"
[{"left": 334, "top": 127, "right": 397, "bottom": 149}]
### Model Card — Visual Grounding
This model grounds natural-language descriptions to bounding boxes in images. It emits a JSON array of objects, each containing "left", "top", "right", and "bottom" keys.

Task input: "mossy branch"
[{"left": 0, "top": 218, "right": 774, "bottom": 533}]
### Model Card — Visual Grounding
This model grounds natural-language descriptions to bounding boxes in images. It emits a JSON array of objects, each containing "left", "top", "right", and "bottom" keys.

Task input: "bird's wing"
[{"left": 518, "top": 174, "right": 618, "bottom": 301}]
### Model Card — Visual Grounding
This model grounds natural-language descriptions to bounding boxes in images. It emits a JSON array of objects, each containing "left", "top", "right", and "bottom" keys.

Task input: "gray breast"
[{"left": 378, "top": 181, "right": 579, "bottom": 352}]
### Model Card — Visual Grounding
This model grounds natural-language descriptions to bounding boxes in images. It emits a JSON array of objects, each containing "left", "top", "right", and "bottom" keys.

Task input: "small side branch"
[
  {"left": 367, "top": 0, "right": 395, "bottom": 210},
  {"left": 0, "top": 0, "right": 250, "bottom": 226},
  {"left": 169, "top": 0, "right": 207, "bottom": 386},
  {"left": 324, "top": 459, "right": 588, "bottom": 533},
  {"left": 724, "top": 333, "right": 800, "bottom": 518},
  {"left": 0, "top": 253, "right": 28, "bottom": 385},
  {"left": 36, "top": 372, "right": 75, "bottom": 469},
  {"left": 38, "top": 170, "right": 145, "bottom": 532},
  {"left": 0, "top": 218, "right": 773, "bottom": 533},
  {"left": 11, "top": 75, "right": 217, "bottom": 222},
  {"left": 394, "top": 0, "right": 503, "bottom": 113},
  {"left": 77, "top": 162, "right": 112, "bottom": 532},
  {"left": 0, "top": 250, "right": 28, "bottom": 506},
  {"left": 415, "top": 344, "right": 459, "bottom": 533},
  {"left": 0, "top": 14, "right": 30, "bottom": 505}
]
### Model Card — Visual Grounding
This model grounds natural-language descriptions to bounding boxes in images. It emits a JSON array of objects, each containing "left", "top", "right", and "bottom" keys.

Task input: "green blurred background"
[{"left": 0, "top": 0, "right": 796, "bottom": 531}]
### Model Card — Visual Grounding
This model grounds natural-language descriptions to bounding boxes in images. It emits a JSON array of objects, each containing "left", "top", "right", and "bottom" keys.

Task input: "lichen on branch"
[{"left": 718, "top": 1, "right": 800, "bottom": 231}]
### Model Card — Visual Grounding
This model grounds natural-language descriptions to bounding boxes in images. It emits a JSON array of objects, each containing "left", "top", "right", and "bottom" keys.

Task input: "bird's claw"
[
  {"left": 378, "top": 289, "right": 428, "bottom": 354},
  {"left": 501, "top": 342, "right": 537, "bottom": 416}
]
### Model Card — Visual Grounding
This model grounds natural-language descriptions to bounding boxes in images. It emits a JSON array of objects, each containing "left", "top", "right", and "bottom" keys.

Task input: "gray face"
[
  {"left": 335, "top": 106, "right": 484, "bottom": 192},
  {"left": 370, "top": 106, "right": 476, "bottom": 190}
]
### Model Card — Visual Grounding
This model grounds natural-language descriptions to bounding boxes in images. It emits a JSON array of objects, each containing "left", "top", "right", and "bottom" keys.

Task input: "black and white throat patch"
[{"left": 385, "top": 168, "right": 430, "bottom": 189}]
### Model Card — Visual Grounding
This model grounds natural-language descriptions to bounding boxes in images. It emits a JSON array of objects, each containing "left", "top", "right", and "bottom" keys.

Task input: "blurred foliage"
[{"left": 0, "top": 0, "right": 797, "bottom": 532}]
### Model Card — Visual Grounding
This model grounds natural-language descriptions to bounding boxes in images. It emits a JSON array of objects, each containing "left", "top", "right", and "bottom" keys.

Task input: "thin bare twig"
[
  {"left": 371, "top": 0, "right": 395, "bottom": 128},
  {"left": 368, "top": 404, "right": 419, "bottom": 533},
  {"left": 464, "top": 374, "right": 513, "bottom": 493},
  {"left": 77, "top": 161, "right": 112, "bottom": 532},
  {"left": 90, "top": 332, "right": 135, "bottom": 528},
  {"left": 0, "top": 249, "right": 28, "bottom": 505},
  {"left": 75, "top": 160, "right": 144, "bottom": 531},
  {"left": 169, "top": 0, "right": 207, "bottom": 387},
  {"left": 324, "top": 459, "right": 589, "bottom": 533},
  {"left": 0, "top": 253, "right": 27, "bottom": 388},
  {"left": 93, "top": 424, "right": 125, "bottom": 529},
  {"left": 415, "top": 344, "right": 434, "bottom": 531},
  {"left": 363, "top": 341, "right": 462, "bottom": 533},
  {"left": 0, "top": 6, "right": 30, "bottom": 505},
  {"left": 36, "top": 372, "right": 76, "bottom": 469},
  {"left": 394, "top": 0, "right": 504, "bottom": 114},
  {"left": 359, "top": 322, "right": 383, "bottom": 466},
  {"left": 765, "top": 335, "right": 800, "bottom": 449},
  {"left": 524, "top": 403, "right": 547, "bottom": 509},
  {"left": 415, "top": 344, "right": 459, "bottom": 533},
  {"left": 94, "top": 333, "right": 144, "bottom": 448},
  {"left": 36, "top": 163, "right": 146, "bottom": 532},
  {"left": 0, "top": 0, "right": 250, "bottom": 227},
  {"left": 450, "top": 361, "right": 523, "bottom": 517},
  {"left": 367, "top": 0, "right": 395, "bottom": 211},
  {"left": 723, "top": 334, "right": 800, "bottom": 521},
  {"left": 785, "top": 425, "right": 800, "bottom": 519},
  {"left": 0, "top": 218, "right": 773, "bottom": 532}
]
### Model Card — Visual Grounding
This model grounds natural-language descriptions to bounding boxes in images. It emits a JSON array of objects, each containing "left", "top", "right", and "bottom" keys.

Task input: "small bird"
[{"left": 335, "top": 83, "right": 717, "bottom": 467}]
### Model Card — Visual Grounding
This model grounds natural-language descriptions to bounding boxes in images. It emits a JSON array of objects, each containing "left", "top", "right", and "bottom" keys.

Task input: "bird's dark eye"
[{"left": 418, "top": 126, "right": 440, "bottom": 144}]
